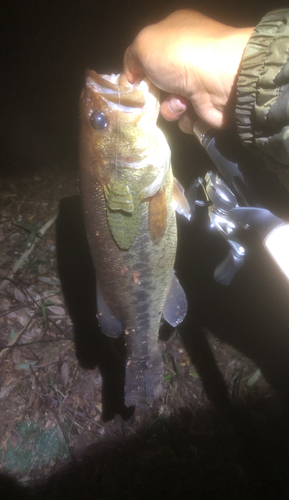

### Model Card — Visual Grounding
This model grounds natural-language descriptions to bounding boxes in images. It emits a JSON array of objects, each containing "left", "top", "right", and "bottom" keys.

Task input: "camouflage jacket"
[{"left": 236, "top": 9, "right": 289, "bottom": 192}]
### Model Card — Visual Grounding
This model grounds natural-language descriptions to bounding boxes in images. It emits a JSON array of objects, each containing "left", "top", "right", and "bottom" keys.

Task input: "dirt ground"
[{"left": 0, "top": 161, "right": 285, "bottom": 498}]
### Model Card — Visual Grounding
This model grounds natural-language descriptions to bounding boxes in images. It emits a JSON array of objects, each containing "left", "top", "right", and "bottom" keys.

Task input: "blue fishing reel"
[{"left": 191, "top": 119, "right": 289, "bottom": 285}]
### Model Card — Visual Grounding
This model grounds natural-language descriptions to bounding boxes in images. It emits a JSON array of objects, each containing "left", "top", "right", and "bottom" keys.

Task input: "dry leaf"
[
  {"left": 16, "top": 307, "right": 31, "bottom": 327},
  {"left": 1, "top": 298, "right": 11, "bottom": 311},
  {"left": 22, "top": 327, "right": 41, "bottom": 343},
  {"left": 3, "top": 374, "right": 18, "bottom": 386},
  {"left": 27, "top": 287, "right": 42, "bottom": 302},
  {"left": 0, "top": 386, "right": 14, "bottom": 400},
  {"left": 47, "top": 305, "right": 66, "bottom": 316},
  {"left": 12, "top": 349, "right": 22, "bottom": 366},
  {"left": 61, "top": 362, "right": 70, "bottom": 387},
  {"left": 37, "top": 344, "right": 61, "bottom": 367},
  {"left": 14, "top": 288, "right": 26, "bottom": 302},
  {"left": 7, "top": 311, "right": 16, "bottom": 319}
]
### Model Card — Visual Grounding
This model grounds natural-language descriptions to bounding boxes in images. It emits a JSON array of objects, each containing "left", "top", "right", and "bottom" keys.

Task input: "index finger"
[{"left": 123, "top": 44, "right": 145, "bottom": 84}]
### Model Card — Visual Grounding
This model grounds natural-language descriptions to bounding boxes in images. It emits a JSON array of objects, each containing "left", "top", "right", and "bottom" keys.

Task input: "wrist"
[
  {"left": 187, "top": 26, "right": 254, "bottom": 129},
  {"left": 218, "top": 27, "right": 254, "bottom": 111}
]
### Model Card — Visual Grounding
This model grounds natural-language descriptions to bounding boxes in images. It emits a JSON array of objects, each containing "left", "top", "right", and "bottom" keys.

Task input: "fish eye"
[{"left": 90, "top": 110, "right": 109, "bottom": 130}]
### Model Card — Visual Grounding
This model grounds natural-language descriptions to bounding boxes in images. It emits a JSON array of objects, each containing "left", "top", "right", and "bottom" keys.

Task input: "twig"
[
  {"left": 0, "top": 317, "right": 37, "bottom": 364},
  {"left": 31, "top": 390, "right": 104, "bottom": 431},
  {"left": 0, "top": 302, "right": 36, "bottom": 318},
  {"left": 0, "top": 336, "right": 73, "bottom": 350},
  {"left": 47, "top": 317, "right": 71, "bottom": 336},
  {"left": 0, "top": 214, "right": 57, "bottom": 292}
]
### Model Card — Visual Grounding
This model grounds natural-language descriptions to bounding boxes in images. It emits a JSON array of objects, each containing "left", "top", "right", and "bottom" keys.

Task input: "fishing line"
[{"left": 115, "top": 78, "right": 122, "bottom": 179}]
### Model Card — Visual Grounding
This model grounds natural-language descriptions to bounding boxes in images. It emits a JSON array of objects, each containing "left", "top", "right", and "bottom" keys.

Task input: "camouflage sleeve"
[{"left": 236, "top": 9, "right": 289, "bottom": 191}]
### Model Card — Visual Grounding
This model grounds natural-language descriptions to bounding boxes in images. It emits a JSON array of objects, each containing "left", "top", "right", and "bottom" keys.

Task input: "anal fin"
[{"left": 162, "top": 271, "right": 188, "bottom": 327}]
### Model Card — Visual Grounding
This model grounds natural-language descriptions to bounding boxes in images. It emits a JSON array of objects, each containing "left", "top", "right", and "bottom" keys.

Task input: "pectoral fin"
[
  {"left": 149, "top": 187, "right": 167, "bottom": 244},
  {"left": 105, "top": 181, "right": 142, "bottom": 250},
  {"left": 104, "top": 181, "right": 134, "bottom": 213},
  {"left": 162, "top": 271, "right": 187, "bottom": 327},
  {"left": 172, "top": 178, "right": 191, "bottom": 220},
  {"left": 97, "top": 281, "right": 123, "bottom": 338}
]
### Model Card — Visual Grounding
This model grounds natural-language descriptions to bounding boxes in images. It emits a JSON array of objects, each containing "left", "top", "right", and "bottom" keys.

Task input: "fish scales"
[{"left": 79, "top": 71, "right": 187, "bottom": 406}]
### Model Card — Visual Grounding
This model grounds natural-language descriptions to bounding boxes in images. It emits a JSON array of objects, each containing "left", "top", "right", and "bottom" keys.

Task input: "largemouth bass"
[{"left": 79, "top": 71, "right": 190, "bottom": 406}]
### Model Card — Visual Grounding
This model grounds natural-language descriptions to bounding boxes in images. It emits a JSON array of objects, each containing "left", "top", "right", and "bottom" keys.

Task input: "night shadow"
[
  {"left": 2, "top": 400, "right": 289, "bottom": 499},
  {"left": 176, "top": 201, "right": 289, "bottom": 405},
  {"left": 166, "top": 122, "right": 289, "bottom": 409},
  {"left": 56, "top": 196, "right": 133, "bottom": 421}
]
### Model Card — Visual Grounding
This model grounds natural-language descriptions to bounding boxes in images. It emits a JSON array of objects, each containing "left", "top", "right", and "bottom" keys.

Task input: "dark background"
[{"left": 1, "top": 0, "right": 288, "bottom": 175}]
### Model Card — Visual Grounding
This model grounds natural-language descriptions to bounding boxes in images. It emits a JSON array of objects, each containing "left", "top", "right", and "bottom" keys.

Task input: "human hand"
[{"left": 123, "top": 10, "right": 253, "bottom": 130}]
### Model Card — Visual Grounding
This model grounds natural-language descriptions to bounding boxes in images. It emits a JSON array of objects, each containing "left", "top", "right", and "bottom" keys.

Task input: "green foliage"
[
  {"left": 9, "top": 329, "right": 17, "bottom": 341},
  {"left": 189, "top": 369, "right": 200, "bottom": 379},
  {"left": 41, "top": 301, "right": 54, "bottom": 321},
  {"left": 163, "top": 352, "right": 178, "bottom": 383},
  {"left": 17, "top": 361, "right": 37, "bottom": 370}
]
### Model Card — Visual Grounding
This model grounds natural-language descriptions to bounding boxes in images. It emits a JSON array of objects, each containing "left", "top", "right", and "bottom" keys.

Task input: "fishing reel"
[{"left": 191, "top": 119, "right": 289, "bottom": 285}]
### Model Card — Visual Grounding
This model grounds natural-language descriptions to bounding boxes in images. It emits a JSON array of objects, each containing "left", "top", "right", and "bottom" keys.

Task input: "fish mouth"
[
  {"left": 86, "top": 72, "right": 130, "bottom": 91},
  {"left": 85, "top": 70, "right": 159, "bottom": 111}
]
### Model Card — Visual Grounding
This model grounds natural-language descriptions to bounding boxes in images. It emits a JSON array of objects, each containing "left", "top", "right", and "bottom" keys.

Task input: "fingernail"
[{"left": 167, "top": 98, "right": 187, "bottom": 114}]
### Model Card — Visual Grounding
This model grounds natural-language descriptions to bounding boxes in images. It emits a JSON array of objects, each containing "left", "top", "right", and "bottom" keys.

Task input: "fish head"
[{"left": 79, "top": 70, "right": 160, "bottom": 185}]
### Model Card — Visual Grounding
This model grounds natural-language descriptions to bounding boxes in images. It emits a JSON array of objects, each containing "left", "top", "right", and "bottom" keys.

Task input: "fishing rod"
[{"left": 191, "top": 119, "right": 289, "bottom": 285}]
